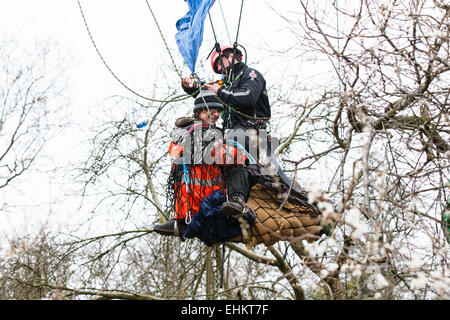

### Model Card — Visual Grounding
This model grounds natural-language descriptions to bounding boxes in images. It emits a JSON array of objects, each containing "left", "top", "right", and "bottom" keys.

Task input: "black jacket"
[
  {"left": 217, "top": 62, "right": 271, "bottom": 122},
  {"left": 182, "top": 62, "right": 271, "bottom": 124}
]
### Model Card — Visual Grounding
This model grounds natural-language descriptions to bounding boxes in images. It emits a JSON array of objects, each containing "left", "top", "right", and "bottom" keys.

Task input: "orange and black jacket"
[{"left": 168, "top": 118, "right": 245, "bottom": 221}]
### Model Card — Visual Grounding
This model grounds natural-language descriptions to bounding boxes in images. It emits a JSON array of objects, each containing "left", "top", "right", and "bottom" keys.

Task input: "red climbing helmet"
[{"left": 210, "top": 45, "right": 243, "bottom": 74}]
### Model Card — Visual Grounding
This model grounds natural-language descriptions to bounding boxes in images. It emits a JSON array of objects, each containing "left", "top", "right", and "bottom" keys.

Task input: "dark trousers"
[
  {"left": 224, "top": 121, "right": 268, "bottom": 202},
  {"left": 225, "top": 165, "right": 250, "bottom": 201}
]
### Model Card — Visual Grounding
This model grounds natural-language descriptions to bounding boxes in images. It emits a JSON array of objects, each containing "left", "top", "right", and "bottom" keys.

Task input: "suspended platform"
[{"left": 176, "top": 157, "right": 330, "bottom": 248}]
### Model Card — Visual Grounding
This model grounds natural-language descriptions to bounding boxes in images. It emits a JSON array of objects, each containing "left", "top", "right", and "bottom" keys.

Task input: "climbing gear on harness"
[
  {"left": 185, "top": 211, "right": 192, "bottom": 225},
  {"left": 204, "top": 79, "right": 224, "bottom": 87},
  {"left": 175, "top": 163, "right": 224, "bottom": 221}
]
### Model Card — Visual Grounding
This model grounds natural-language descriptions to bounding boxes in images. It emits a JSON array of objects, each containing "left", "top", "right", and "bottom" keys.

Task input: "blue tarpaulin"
[{"left": 175, "top": 0, "right": 216, "bottom": 74}]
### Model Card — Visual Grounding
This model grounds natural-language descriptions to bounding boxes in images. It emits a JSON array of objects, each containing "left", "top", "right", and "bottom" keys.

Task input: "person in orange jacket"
[{"left": 154, "top": 89, "right": 244, "bottom": 238}]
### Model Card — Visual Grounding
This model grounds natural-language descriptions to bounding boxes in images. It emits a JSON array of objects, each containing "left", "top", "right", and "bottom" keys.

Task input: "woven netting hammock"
[
  {"left": 167, "top": 157, "right": 327, "bottom": 248},
  {"left": 228, "top": 179, "right": 323, "bottom": 248}
]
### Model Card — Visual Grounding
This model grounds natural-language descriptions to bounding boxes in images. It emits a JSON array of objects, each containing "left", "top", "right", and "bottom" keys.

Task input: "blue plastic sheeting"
[{"left": 175, "top": 0, "right": 216, "bottom": 74}]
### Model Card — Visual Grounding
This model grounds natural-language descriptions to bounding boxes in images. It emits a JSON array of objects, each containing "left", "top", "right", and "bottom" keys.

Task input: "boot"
[
  {"left": 174, "top": 219, "right": 187, "bottom": 239},
  {"left": 221, "top": 193, "right": 246, "bottom": 217},
  {"left": 153, "top": 218, "right": 187, "bottom": 237},
  {"left": 153, "top": 218, "right": 177, "bottom": 236}
]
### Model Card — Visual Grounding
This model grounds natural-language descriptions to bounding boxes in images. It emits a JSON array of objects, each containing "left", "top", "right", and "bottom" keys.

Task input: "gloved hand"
[{"left": 181, "top": 77, "right": 196, "bottom": 89}]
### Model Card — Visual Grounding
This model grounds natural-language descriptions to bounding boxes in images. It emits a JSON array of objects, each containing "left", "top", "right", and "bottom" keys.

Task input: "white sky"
[
  {"left": 0, "top": 0, "right": 335, "bottom": 237},
  {"left": 0, "top": 1, "right": 302, "bottom": 104}
]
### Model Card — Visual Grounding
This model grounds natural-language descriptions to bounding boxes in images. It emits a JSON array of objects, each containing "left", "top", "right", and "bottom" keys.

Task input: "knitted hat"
[{"left": 193, "top": 89, "right": 224, "bottom": 113}]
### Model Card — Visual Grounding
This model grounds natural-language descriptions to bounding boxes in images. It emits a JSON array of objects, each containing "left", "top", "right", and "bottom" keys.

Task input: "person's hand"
[
  {"left": 204, "top": 83, "right": 220, "bottom": 94},
  {"left": 181, "top": 77, "right": 196, "bottom": 88}
]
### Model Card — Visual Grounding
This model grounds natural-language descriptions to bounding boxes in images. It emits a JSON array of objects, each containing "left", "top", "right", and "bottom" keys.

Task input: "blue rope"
[
  {"left": 182, "top": 157, "right": 190, "bottom": 191},
  {"left": 226, "top": 140, "right": 257, "bottom": 164}
]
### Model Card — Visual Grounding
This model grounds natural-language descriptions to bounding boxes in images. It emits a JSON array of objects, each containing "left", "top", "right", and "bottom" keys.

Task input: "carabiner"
[{"left": 185, "top": 211, "right": 192, "bottom": 225}]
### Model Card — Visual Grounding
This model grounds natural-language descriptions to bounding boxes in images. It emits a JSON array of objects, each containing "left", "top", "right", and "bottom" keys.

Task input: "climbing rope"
[
  {"left": 218, "top": 0, "right": 232, "bottom": 45},
  {"left": 443, "top": 181, "right": 450, "bottom": 244},
  {"left": 228, "top": 0, "right": 245, "bottom": 85},
  {"left": 144, "top": 0, "right": 184, "bottom": 79},
  {"left": 204, "top": 0, "right": 270, "bottom": 122},
  {"left": 208, "top": 13, "right": 219, "bottom": 47},
  {"left": 76, "top": 0, "right": 188, "bottom": 104},
  {"left": 235, "top": 0, "right": 245, "bottom": 45}
]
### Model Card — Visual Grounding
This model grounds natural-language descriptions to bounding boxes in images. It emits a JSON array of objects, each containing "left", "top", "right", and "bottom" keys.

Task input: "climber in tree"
[
  {"left": 181, "top": 46, "right": 271, "bottom": 122},
  {"left": 204, "top": 45, "right": 272, "bottom": 217},
  {"left": 153, "top": 89, "right": 228, "bottom": 238}
]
